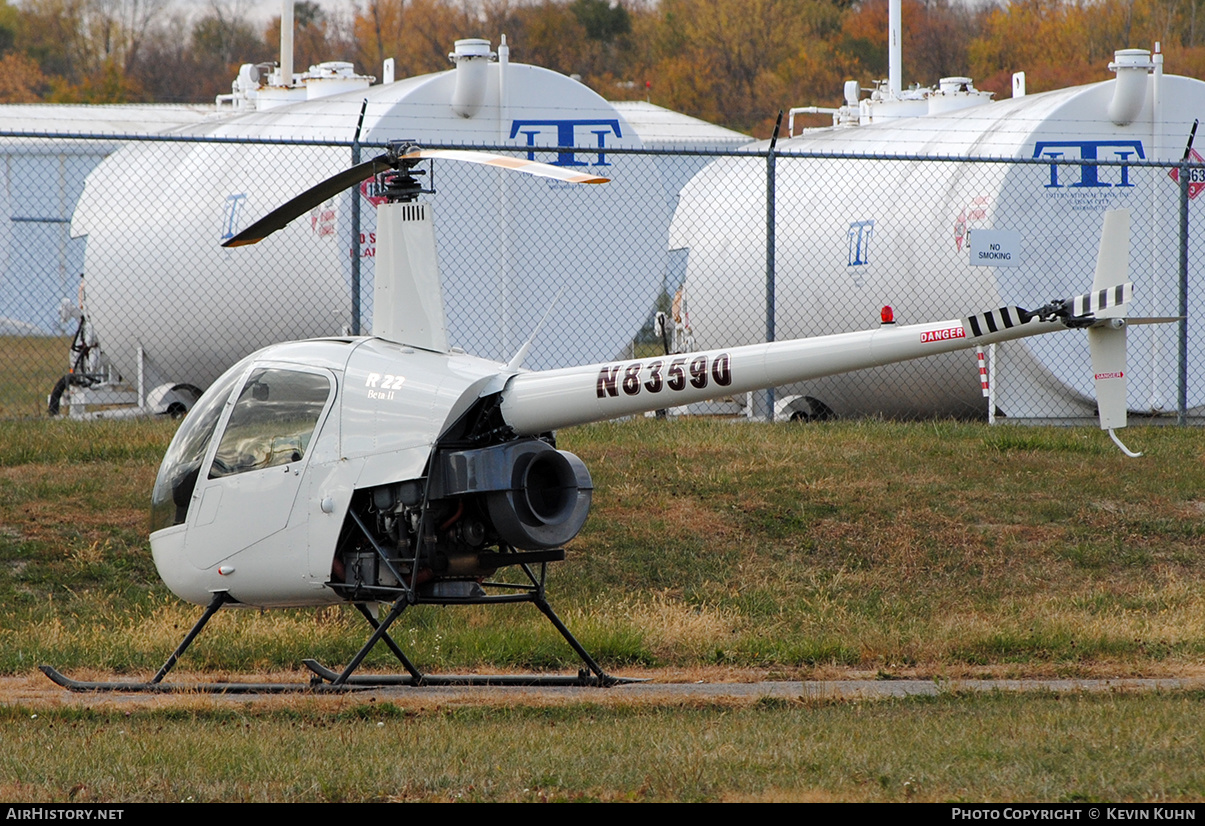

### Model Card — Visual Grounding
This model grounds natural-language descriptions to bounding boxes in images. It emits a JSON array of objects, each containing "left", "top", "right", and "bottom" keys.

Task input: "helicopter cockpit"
[{"left": 150, "top": 363, "right": 332, "bottom": 534}]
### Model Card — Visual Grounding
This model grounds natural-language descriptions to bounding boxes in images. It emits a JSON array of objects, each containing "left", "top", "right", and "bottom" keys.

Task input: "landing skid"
[
  {"left": 301, "top": 659, "right": 638, "bottom": 687},
  {"left": 37, "top": 664, "right": 362, "bottom": 694},
  {"left": 37, "top": 592, "right": 360, "bottom": 694},
  {"left": 40, "top": 570, "right": 635, "bottom": 692}
]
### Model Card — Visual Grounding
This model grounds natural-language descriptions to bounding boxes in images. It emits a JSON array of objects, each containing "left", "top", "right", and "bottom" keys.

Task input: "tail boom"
[{"left": 500, "top": 312, "right": 1058, "bottom": 435}]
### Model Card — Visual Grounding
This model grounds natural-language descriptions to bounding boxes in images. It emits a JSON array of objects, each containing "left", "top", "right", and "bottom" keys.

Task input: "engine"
[{"left": 330, "top": 435, "right": 592, "bottom": 601}]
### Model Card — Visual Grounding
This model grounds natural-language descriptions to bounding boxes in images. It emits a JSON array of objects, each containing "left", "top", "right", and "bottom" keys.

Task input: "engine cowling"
[{"left": 432, "top": 439, "right": 593, "bottom": 550}]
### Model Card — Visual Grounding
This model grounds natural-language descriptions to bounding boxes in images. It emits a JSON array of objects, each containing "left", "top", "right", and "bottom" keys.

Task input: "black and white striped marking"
[
  {"left": 1069, "top": 282, "right": 1132, "bottom": 318},
  {"left": 962, "top": 281, "right": 1133, "bottom": 339},
  {"left": 963, "top": 306, "right": 1027, "bottom": 339}
]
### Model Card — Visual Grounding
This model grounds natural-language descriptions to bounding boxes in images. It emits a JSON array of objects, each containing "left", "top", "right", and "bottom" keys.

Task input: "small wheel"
[
  {"left": 167, "top": 384, "right": 203, "bottom": 418},
  {"left": 170, "top": 383, "right": 203, "bottom": 402}
]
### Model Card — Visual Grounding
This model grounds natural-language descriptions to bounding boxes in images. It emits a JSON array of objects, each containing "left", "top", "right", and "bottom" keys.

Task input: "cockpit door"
[{"left": 183, "top": 365, "right": 335, "bottom": 568}]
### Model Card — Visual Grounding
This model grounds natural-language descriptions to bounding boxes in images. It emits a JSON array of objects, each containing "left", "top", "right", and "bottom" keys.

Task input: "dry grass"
[
  {"left": 0, "top": 336, "right": 71, "bottom": 420},
  {"left": 3, "top": 416, "right": 1205, "bottom": 678},
  {"left": 4, "top": 690, "right": 1205, "bottom": 801},
  {"left": 618, "top": 592, "right": 741, "bottom": 657}
]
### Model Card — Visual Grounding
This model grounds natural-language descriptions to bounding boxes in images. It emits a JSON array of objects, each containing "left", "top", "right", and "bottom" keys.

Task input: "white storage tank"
[
  {"left": 671, "top": 50, "right": 1204, "bottom": 420},
  {"left": 0, "top": 104, "right": 215, "bottom": 336},
  {"left": 70, "top": 39, "right": 677, "bottom": 394}
]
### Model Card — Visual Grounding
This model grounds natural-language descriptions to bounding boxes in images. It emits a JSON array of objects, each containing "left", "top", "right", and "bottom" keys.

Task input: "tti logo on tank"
[
  {"left": 1033, "top": 140, "right": 1145, "bottom": 188},
  {"left": 509, "top": 118, "right": 623, "bottom": 168}
]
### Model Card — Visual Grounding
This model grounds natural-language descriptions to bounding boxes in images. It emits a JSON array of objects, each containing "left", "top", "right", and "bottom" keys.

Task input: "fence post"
[
  {"left": 764, "top": 112, "right": 782, "bottom": 422},
  {"left": 1178, "top": 158, "right": 1190, "bottom": 425},
  {"left": 350, "top": 101, "right": 367, "bottom": 336}
]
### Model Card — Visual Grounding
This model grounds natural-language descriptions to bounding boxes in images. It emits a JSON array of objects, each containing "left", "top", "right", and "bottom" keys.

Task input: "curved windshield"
[
  {"left": 208, "top": 368, "right": 332, "bottom": 478},
  {"left": 149, "top": 364, "right": 246, "bottom": 533}
]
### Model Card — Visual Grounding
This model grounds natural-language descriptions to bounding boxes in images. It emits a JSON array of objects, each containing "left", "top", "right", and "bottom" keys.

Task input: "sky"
[{"left": 173, "top": 0, "right": 351, "bottom": 26}]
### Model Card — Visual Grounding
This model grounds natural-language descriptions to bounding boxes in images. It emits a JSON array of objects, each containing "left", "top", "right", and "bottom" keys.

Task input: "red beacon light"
[{"left": 880, "top": 305, "right": 895, "bottom": 325}]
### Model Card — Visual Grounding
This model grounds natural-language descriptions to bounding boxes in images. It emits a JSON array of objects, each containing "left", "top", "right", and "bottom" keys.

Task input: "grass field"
[
  {"left": 0, "top": 337, "right": 71, "bottom": 420},
  {"left": 1, "top": 416, "right": 1203, "bottom": 801},
  {"left": 4, "top": 691, "right": 1205, "bottom": 802}
]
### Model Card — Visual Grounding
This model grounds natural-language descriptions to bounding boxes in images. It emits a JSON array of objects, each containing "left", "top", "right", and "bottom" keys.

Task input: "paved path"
[
  {"left": 366, "top": 676, "right": 1200, "bottom": 703},
  {"left": 10, "top": 674, "right": 1203, "bottom": 706}
]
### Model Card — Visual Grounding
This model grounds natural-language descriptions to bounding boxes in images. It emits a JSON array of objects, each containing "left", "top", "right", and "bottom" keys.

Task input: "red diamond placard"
[
  {"left": 1168, "top": 147, "right": 1205, "bottom": 200},
  {"left": 360, "top": 179, "right": 388, "bottom": 207}
]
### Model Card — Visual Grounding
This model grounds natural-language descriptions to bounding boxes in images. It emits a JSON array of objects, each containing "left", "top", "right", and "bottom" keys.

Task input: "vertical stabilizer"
[
  {"left": 1086, "top": 210, "right": 1135, "bottom": 451},
  {"left": 373, "top": 201, "right": 450, "bottom": 351}
]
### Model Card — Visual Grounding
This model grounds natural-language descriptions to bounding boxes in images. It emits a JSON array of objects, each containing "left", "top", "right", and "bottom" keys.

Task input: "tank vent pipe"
[
  {"left": 1108, "top": 49, "right": 1154, "bottom": 126},
  {"left": 449, "top": 38, "right": 495, "bottom": 119},
  {"left": 888, "top": 0, "right": 901, "bottom": 98},
  {"left": 280, "top": 0, "right": 294, "bottom": 87}
]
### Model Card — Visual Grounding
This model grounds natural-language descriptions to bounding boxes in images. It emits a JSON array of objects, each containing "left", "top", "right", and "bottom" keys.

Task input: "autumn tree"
[
  {"left": 350, "top": 0, "right": 480, "bottom": 80},
  {"left": 351, "top": 0, "right": 404, "bottom": 75},
  {"left": 16, "top": 0, "right": 166, "bottom": 81},
  {"left": 0, "top": 52, "right": 50, "bottom": 101},
  {"left": 122, "top": 0, "right": 277, "bottom": 103},
  {"left": 967, "top": 0, "right": 1116, "bottom": 95},
  {"left": 263, "top": 0, "right": 355, "bottom": 74},
  {"left": 0, "top": 0, "right": 48, "bottom": 101},
  {"left": 508, "top": 1, "right": 590, "bottom": 76},
  {"left": 835, "top": 0, "right": 984, "bottom": 89},
  {"left": 640, "top": 0, "right": 844, "bottom": 135},
  {"left": 7, "top": 0, "right": 1204, "bottom": 131},
  {"left": 0, "top": 0, "right": 17, "bottom": 54},
  {"left": 566, "top": 0, "right": 635, "bottom": 80},
  {"left": 125, "top": 13, "right": 197, "bottom": 102},
  {"left": 10, "top": 0, "right": 170, "bottom": 100}
]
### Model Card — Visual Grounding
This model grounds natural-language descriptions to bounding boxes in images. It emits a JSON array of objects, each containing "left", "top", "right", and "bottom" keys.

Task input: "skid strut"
[
  {"left": 304, "top": 588, "right": 636, "bottom": 687},
  {"left": 37, "top": 592, "right": 338, "bottom": 694}
]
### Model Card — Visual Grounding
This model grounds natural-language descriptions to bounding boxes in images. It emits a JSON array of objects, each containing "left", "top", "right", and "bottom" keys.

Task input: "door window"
[{"left": 208, "top": 367, "right": 332, "bottom": 479}]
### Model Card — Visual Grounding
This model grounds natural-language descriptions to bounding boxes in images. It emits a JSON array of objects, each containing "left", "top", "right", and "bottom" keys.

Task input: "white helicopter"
[{"left": 43, "top": 142, "right": 1155, "bottom": 692}]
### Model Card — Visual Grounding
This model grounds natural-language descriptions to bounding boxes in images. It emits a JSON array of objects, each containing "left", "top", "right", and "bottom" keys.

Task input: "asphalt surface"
[
  {"left": 10, "top": 671, "right": 1204, "bottom": 706},
  {"left": 362, "top": 676, "right": 1200, "bottom": 702}
]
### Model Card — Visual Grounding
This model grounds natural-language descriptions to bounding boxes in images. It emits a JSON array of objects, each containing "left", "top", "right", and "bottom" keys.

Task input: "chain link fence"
[{"left": 2, "top": 131, "right": 1200, "bottom": 423}]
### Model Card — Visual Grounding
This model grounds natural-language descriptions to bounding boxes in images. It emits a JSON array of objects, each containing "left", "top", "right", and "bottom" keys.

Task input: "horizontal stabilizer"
[{"left": 1126, "top": 316, "right": 1183, "bottom": 325}]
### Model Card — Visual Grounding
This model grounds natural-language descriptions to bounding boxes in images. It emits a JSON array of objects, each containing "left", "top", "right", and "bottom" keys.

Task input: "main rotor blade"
[
  {"left": 222, "top": 147, "right": 608, "bottom": 249},
  {"left": 222, "top": 153, "right": 392, "bottom": 247},
  {"left": 400, "top": 148, "right": 610, "bottom": 184}
]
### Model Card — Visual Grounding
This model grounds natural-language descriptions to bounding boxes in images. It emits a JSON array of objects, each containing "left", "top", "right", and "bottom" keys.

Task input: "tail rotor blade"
[
  {"left": 1067, "top": 282, "right": 1132, "bottom": 319},
  {"left": 1092, "top": 209, "right": 1130, "bottom": 303}
]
